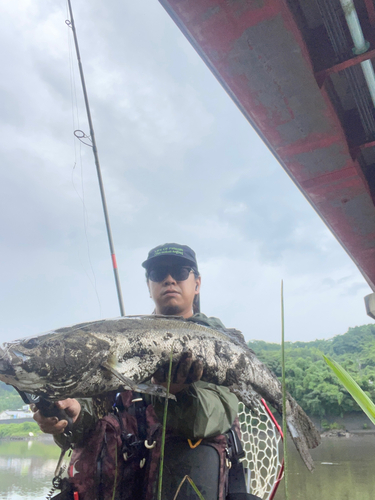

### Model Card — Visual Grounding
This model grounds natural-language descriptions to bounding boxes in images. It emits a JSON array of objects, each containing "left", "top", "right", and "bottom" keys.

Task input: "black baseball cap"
[{"left": 142, "top": 243, "right": 198, "bottom": 271}]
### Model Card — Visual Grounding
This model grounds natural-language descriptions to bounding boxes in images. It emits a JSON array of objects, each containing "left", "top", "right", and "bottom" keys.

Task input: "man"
[{"left": 33, "top": 243, "right": 245, "bottom": 499}]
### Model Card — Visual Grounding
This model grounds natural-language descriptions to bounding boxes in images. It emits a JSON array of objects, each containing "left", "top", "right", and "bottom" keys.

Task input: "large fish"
[{"left": 0, "top": 315, "right": 320, "bottom": 470}]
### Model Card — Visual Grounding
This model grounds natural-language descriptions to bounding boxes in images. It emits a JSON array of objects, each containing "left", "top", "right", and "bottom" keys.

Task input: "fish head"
[{"left": 0, "top": 331, "right": 111, "bottom": 399}]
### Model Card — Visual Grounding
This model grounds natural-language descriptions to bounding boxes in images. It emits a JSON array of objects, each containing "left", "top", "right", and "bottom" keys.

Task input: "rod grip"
[
  {"left": 16, "top": 389, "right": 74, "bottom": 436},
  {"left": 37, "top": 398, "right": 74, "bottom": 434}
]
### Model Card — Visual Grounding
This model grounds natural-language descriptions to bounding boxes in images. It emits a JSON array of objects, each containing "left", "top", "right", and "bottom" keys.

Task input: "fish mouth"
[{"left": 0, "top": 347, "right": 11, "bottom": 373}]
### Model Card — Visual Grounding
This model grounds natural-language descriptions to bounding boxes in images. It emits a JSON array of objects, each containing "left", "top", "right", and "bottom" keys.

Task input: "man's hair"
[{"left": 193, "top": 293, "right": 200, "bottom": 315}]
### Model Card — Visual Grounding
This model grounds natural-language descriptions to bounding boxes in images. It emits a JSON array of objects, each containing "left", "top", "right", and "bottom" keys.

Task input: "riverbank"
[
  {"left": 0, "top": 417, "right": 34, "bottom": 425},
  {"left": 0, "top": 421, "right": 42, "bottom": 439},
  {"left": 0, "top": 434, "right": 54, "bottom": 443},
  {"left": 310, "top": 411, "right": 375, "bottom": 433}
]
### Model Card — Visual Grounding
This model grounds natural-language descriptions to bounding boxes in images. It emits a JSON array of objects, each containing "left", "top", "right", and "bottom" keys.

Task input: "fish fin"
[
  {"left": 132, "top": 383, "right": 176, "bottom": 400},
  {"left": 101, "top": 361, "right": 135, "bottom": 387},
  {"left": 100, "top": 362, "right": 176, "bottom": 400}
]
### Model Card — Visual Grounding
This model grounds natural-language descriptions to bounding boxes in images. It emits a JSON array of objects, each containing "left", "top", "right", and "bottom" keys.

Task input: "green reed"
[
  {"left": 173, "top": 475, "right": 205, "bottom": 500},
  {"left": 157, "top": 346, "right": 174, "bottom": 500},
  {"left": 281, "top": 280, "right": 289, "bottom": 500}
]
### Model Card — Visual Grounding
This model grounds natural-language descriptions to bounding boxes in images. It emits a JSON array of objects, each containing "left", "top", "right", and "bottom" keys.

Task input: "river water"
[
  {"left": 274, "top": 434, "right": 375, "bottom": 500},
  {"left": 1, "top": 435, "right": 375, "bottom": 499},
  {"left": 0, "top": 439, "right": 60, "bottom": 500}
]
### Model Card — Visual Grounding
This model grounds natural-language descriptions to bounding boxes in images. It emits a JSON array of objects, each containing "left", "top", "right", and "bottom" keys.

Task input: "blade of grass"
[
  {"left": 111, "top": 441, "right": 117, "bottom": 500},
  {"left": 186, "top": 476, "right": 206, "bottom": 500},
  {"left": 172, "top": 475, "right": 188, "bottom": 500},
  {"left": 157, "top": 345, "right": 174, "bottom": 500},
  {"left": 281, "top": 280, "right": 289, "bottom": 500},
  {"left": 172, "top": 475, "right": 206, "bottom": 500},
  {"left": 323, "top": 354, "right": 375, "bottom": 426}
]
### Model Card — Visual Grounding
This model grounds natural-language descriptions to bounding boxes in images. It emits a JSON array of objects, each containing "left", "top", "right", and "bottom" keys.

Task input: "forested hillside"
[
  {"left": 0, "top": 383, "right": 23, "bottom": 413},
  {"left": 248, "top": 324, "right": 375, "bottom": 417}
]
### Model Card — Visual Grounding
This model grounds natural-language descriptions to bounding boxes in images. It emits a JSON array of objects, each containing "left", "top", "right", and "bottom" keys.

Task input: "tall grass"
[
  {"left": 172, "top": 475, "right": 205, "bottom": 500},
  {"left": 281, "top": 281, "right": 289, "bottom": 500},
  {"left": 157, "top": 346, "right": 174, "bottom": 500}
]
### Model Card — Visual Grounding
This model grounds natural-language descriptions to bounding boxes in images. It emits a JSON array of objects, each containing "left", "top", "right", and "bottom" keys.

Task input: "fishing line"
[
  {"left": 66, "top": 0, "right": 79, "bottom": 161},
  {"left": 65, "top": 0, "right": 102, "bottom": 315},
  {"left": 66, "top": 0, "right": 125, "bottom": 316},
  {"left": 70, "top": 149, "right": 103, "bottom": 317},
  {"left": 76, "top": 138, "right": 103, "bottom": 317}
]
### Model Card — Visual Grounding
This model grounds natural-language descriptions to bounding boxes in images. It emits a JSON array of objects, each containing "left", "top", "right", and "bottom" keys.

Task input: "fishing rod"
[
  {"left": 66, "top": 0, "right": 125, "bottom": 316},
  {"left": 19, "top": 0, "right": 127, "bottom": 434}
]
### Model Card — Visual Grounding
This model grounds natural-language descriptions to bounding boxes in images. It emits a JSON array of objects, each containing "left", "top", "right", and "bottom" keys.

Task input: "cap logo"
[{"left": 153, "top": 246, "right": 184, "bottom": 257}]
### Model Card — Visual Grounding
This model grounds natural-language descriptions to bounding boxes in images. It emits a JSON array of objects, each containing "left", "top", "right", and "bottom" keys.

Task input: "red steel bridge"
[{"left": 159, "top": 0, "right": 375, "bottom": 316}]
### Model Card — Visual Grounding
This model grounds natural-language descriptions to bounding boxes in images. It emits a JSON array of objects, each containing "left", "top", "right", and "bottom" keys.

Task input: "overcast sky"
[{"left": 0, "top": 0, "right": 373, "bottom": 346}]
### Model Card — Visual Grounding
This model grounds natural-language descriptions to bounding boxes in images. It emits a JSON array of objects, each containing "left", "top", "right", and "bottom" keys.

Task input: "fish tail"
[{"left": 286, "top": 398, "right": 321, "bottom": 472}]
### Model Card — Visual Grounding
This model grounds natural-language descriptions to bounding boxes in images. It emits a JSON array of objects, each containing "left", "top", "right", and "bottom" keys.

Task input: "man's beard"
[{"left": 160, "top": 305, "right": 182, "bottom": 316}]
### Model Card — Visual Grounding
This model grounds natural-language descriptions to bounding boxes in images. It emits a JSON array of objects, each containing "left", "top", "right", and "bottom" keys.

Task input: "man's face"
[{"left": 147, "top": 258, "right": 201, "bottom": 318}]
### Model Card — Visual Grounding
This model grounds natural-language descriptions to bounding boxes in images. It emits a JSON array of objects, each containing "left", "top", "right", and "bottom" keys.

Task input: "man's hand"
[
  {"left": 152, "top": 351, "right": 203, "bottom": 394},
  {"left": 32, "top": 398, "right": 81, "bottom": 435}
]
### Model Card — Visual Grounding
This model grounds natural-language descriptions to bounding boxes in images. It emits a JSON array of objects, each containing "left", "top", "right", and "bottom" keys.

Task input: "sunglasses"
[{"left": 147, "top": 266, "right": 195, "bottom": 283}]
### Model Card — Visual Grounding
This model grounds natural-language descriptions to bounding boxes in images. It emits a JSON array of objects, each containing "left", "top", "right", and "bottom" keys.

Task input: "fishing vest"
[{"left": 51, "top": 391, "right": 259, "bottom": 500}]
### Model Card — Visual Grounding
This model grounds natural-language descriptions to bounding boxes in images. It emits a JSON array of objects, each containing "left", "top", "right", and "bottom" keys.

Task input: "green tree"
[
  {"left": 0, "top": 382, "right": 23, "bottom": 412},
  {"left": 248, "top": 324, "right": 375, "bottom": 417}
]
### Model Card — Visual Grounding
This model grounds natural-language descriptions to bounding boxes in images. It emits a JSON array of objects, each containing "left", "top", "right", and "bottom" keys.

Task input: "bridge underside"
[{"left": 160, "top": 0, "right": 375, "bottom": 292}]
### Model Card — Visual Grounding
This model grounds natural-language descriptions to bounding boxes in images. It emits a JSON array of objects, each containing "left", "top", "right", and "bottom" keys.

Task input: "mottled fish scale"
[{"left": 0, "top": 315, "right": 320, "bottom": 471}]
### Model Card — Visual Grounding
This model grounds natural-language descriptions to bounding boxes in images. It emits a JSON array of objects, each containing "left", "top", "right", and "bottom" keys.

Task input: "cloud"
[
  {"left": 0, "top": 0, "right": 373, "bottom": 347},
  {"left": 340, "top": 281, "right": 370, "bottom": 297}
]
